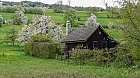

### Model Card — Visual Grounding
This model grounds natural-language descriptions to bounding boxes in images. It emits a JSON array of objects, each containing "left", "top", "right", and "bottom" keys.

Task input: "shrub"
[
  {"left": 70, "top": 49, "right": 93, "bottom": 65},
  {"left": 53, "top": 8, "right": 64, "bottom": 13},
  {"left": 30, "top": 33, "right": 52, "bottom": 42},
  {"left": 25, "top": 33, "right": 61, "bottom": 59},
  {"left": 70, "top": 48, "right": 117, "bottom": 66},
  {"left": 24, "top": 42, "right": 61, "bottom": 59}
]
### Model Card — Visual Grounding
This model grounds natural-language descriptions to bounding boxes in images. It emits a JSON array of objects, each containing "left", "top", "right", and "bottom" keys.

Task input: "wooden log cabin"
[{"left": 61, "top": 25, "right": 118, "bottom": 51}]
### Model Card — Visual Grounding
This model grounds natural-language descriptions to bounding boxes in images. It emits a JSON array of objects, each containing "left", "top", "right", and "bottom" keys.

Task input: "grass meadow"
[
  {"left": 0, "top": 9, "right": 139, "bottom": 78},
  {"left": 0, "top": 42, "right": 140, "bottom": 78}
]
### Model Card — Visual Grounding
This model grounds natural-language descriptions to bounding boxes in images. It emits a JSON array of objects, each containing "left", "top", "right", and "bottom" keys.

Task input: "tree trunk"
[{"left": 12, "top": 39, "right": 14, "bottom": 46}]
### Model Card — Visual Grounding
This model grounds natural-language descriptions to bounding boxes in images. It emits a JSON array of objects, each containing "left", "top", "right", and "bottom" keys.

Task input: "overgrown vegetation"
[{"left": 70, "top": 48, "right": 117, "bottom": 66}]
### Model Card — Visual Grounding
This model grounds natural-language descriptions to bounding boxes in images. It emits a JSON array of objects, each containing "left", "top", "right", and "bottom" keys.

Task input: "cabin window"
[
  {"left": 93, "top": 41, "right": 98, "bottom": 48},
  {"left": 101, "top": 41, "right": 107, "bottom": 48}
]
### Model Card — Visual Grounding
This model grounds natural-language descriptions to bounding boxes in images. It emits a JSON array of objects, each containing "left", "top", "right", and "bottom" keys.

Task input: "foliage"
[
  {"left": 117, "top": 0, "right": 140, "bottom": 60},
  {"left": 0, "top": 5, "right": 45, "bottom": 14},
  {"left": 109, "top": 7, "right": 121, "bottom": 18},
  {"left": 0, "top": 15, "right": 3, "bottom": 27},
  {"left": 70, "top": 49, "right": 117, "bottom": 66},
  {"left": 11, "top": 11, "right": 28, "bottom": 25},
  {"left": 24, "top": 42, "right": 61, "bottom": 59},
  {"left": 30, "top": 33, "right": 52, "bottom": 42},
  {"left": 5, "top": 26, "right": 17, "bottom": 46},
  {"left": 16, "top": 15, "right": 64, "bottom": 44},
  {"left": 24, "top": 7, "right": 45, "bottom": 14},
  {"left": 2, "top": 5, "right": 19, "bottom": 13},
  {"left": 64, "top": 8, "right": 79, "bottom": 27},
  {"left": 113, "top": 44, "right": 135, "bottom": 67}
]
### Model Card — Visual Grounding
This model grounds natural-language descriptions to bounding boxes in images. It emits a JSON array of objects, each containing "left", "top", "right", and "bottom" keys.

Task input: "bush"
[
  {"left": 31, "top": 33, "right": 52, "bottom": 42},
  {"left": 70, "top": 48, "right": 117, "bottom": 66},
  {"left": 53, "top": 8, "right": 64, "bottom": 13},
  {"left": 24, "top": 42, "right": 61, "bottom": 59},
  {"left": 25, "top": 33, "right": 61, "bottom": 59}
]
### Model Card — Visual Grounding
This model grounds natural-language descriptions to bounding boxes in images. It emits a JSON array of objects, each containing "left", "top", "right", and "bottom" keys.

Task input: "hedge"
[{"left": 24, "top": 42, "right": 61, "bottom": 59}]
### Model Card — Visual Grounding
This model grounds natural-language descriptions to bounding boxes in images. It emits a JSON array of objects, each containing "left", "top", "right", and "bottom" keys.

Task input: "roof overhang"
[{"left": 61, "top": 40, "right": 87, "bottom": 43}]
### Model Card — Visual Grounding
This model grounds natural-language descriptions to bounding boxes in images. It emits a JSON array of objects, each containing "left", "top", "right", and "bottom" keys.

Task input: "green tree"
[
  {"left": 118, "top": 0, "right": 140, "bottom": 59},
  {"left": 5, "top": 26, "right": 17, "bottom": 46},
  {"left": 11, "top": 11, "right": 28, "bottom": 25},
  {"left": 109, "top": 7, "right": 121, "bottom": 18},
  {"left": 64, "top": 8, "right": 79, "bottom": 27}
]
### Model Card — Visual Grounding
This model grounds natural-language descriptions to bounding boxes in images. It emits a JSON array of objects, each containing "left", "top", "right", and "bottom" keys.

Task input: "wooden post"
[{"left": 56, "top": 53, "right": 58, "bottom": 60}]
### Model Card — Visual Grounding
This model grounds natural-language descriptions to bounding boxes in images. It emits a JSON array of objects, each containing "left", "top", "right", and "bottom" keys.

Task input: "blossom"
[
  {"left": 85, "top": 13, "right": 99, "bottom": 27},
  {"left": 17, "top": 15, "right": 64, "bottom": 44}
]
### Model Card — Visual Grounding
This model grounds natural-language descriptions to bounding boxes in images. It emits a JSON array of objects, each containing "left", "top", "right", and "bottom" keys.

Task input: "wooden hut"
[{"left": 61, "top": 25, "right": 118, "bottom": 51}]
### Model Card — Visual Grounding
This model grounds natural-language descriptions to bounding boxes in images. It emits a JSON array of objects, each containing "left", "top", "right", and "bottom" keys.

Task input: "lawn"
[
  {"left": 0, "top": 9, "right": 121, "bottom": 26},
  {"left": 0, "top": 43, "right": 140, "bottom": 78}
]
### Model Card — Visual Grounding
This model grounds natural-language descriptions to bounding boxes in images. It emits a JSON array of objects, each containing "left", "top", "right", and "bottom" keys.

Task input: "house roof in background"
[{"left": 61, "top": 26, "right": 100, "bottom": 43}]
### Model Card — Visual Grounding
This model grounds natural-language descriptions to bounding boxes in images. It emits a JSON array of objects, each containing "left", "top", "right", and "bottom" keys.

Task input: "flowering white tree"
[
  {"left": 17, "top": 15, "right": 63, "bottom": 44},
  {"left": 11, "top": 11, "right": 28, "bottom": 25},
  {"left": 85, "top": 13, "right": 99, "bottom": 27}
]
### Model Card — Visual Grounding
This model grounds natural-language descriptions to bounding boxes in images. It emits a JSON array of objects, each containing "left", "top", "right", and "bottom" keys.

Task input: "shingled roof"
[{"left": 61, "top": 26, "right": 100, "bottom": 43}]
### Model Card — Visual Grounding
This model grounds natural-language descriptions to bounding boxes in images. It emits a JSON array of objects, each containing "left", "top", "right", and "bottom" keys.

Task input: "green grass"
[
  {"left": 104, "top": 28, "right": 123, "bottom": 41},
  {"left": 46, "top": 9, "right": 64, "bottom": 24},
  {"left": 0, "top": 12, "right": 34, "bottom": 21},
  {"left": 0, "top": 44, "right": 140, "bottom": 77},
  {"left": 0, "top": 9, "right": 121, "bottom": 26}
]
